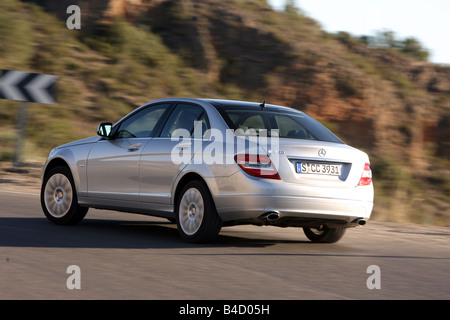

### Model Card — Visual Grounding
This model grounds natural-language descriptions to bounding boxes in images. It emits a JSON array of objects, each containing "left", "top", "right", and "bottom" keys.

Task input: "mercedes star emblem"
[{"left": 318, "top": 149, "right": 326, "bottom": 157}]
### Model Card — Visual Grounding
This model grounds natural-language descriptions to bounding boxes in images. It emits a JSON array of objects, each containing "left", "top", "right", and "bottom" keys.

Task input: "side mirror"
[{"left": 97, "top": 122, "right": 112, "bottom": 138}]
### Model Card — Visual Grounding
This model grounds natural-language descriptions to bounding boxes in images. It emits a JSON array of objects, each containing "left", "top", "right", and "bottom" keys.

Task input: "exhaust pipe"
[
  {"left": 260, "top": 211, "right": 280, "bottom": 222},
  {"left": 352, "top": 218, "right": 367, "bottom": 226}
]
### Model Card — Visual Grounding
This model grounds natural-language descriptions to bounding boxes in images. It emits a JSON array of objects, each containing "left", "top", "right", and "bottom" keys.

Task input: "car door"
[
  {"left": 87, "top": 103, "right": 170, "bottom": 202},
  {"left": 139, "top": 103, "right": 209, "bottom": 204}
]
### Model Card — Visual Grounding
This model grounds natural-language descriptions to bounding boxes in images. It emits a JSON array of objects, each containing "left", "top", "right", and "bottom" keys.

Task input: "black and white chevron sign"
[{"left": 0, "top": 70, "right": 58, "bottom": 104}]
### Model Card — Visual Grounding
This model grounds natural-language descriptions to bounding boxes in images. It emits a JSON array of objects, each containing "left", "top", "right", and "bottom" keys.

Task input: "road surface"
[{"left": 0, "top": 188, "right": 449, "bottom": 300}]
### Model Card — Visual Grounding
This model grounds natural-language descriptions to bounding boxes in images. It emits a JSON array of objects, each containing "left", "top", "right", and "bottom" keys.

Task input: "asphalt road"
[{"left": 0, "top": 188, "right": 449, "bottom": 300}]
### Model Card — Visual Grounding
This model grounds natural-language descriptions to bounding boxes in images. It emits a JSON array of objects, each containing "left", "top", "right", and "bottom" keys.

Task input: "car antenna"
[{"left": 259, "top": 100, "right": 266, "bottom": 110}]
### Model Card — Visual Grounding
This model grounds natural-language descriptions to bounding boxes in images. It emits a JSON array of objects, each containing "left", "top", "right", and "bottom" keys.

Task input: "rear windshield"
[{"left": 214, "top": 105, "right": 343, "bottom": 144}]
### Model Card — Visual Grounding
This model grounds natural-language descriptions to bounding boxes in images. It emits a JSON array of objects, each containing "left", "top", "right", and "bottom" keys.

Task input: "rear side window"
[
  {"left": 215, "top": 106, "right": 343, "bottom": 144},
  {"left": 160, "top": 103, "right": 208, "bottom": 138}
]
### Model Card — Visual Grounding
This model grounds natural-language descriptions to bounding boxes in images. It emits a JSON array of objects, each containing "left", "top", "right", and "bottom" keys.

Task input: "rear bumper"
[
  {"left": 205, "top": 169, "right": 374, "bottom": 228},
  {"left": 214, "top": 193, "right": 373, "bottom": 226}
]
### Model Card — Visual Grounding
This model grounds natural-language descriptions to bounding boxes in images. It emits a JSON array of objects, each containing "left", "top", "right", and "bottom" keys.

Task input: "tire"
[
  {"left": 41, "top": 166, "right": 88, "bottom": 225},
  {"left": 303, "top": 225, "right": 346, "bottom": 243},
  {"left": 176, "top": 180, "right": 222, "bottom": 243}
]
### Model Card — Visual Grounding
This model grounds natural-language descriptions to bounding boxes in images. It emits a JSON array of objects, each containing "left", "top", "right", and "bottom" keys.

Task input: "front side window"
[
  {"left": 114, "top": 104, "right": 169, "bottom": 139},
  {"left": 160, "top": 103, "right": 208, "bottom": 138}
]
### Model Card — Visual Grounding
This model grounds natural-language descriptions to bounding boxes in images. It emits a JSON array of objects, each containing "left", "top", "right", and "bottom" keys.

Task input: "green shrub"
[
  {"left": 0, "top": 0, "right": 33, "bottom": 68},
  {"left": 400, "top": 37, "right": 429, "bottom": 61},
  {"left": 371, "top": 155, "right": 412, "bottom": 192}
]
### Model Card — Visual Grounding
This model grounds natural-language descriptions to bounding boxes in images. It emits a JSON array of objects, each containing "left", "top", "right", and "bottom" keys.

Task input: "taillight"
[
  {"left": 358, "top": 162, "right": 372, "bottom": 186},
  {"left": 234, "top": 154, "right": 280, "bottom": 180}
]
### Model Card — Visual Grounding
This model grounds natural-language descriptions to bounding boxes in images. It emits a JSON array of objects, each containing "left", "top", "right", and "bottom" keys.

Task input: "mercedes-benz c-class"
[{"left": 41, "top": 98, "right": 373, "bottom": 243}]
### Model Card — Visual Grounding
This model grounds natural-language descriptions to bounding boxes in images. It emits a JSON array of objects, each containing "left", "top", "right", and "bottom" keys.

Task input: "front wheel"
[
  {"left": 176, "top": 180, "right": 222, "bottom": 243},
  {"left": 303, "top": 226, "right": 346, "bottom": 243},
  {"left": 41, "top": 166, "right": 88, "bottom": 225}
]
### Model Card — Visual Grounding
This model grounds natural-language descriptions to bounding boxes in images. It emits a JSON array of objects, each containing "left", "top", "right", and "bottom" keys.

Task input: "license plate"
[{"left": 296, "top": 162, "right": 341, "bottom": 176}]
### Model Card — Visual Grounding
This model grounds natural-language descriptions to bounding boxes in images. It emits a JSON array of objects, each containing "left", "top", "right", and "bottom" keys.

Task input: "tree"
[
  {"left": 365, "top": 30, "right": 430, "bottom": 62},
  {"left": 400, "top": 37, "right": 429, "bottom": 61},
  {"left": 284, "top": 0, "right": 300, "bottom": 15}
]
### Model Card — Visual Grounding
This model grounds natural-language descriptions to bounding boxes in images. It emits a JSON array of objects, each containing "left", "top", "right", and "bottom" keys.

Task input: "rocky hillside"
[
  {"left": 2, "top": 0, "right": 449, "bottom": 225},
  {"left": 25, "top": 0, "right": 450, "bottom": 161}
]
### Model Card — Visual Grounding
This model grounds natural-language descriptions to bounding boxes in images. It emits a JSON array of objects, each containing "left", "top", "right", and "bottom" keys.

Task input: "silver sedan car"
[{"left": 41, "top": 98, "right": 373, "bottom": 243}]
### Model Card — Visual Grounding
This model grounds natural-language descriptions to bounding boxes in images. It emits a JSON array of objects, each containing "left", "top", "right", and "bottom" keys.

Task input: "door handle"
[{"left": 128, "top": 143, "right": 142, "bottom": 152}]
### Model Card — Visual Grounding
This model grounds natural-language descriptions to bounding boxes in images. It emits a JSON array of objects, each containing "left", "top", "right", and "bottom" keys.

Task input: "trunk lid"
[{"left": 272, "top": 139, "right": 369, "bottom": 188}]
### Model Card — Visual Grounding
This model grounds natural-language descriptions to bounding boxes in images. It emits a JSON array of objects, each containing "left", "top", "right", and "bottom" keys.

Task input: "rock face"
[{"left": 25, "top": 0, "right": 450, "bottom": 167}]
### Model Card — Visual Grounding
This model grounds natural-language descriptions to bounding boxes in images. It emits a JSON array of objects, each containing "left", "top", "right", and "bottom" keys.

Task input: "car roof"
[{"left": 200, "top": 98, "right": 300, "bottom": 113}]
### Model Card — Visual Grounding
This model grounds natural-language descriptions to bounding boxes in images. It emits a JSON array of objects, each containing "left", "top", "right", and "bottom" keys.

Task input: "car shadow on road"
[
  {"left": 1, "top": 217, "right": 449, "bottom": 261},
  {"left": 0, "top": 217, "right": 309, "bottom": 249}
]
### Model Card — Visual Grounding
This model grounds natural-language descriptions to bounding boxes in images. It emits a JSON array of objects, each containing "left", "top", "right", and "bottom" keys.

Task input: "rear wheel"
[
  {"left": 303, "top": 225, "right": 346, "bottom": 243},
  {"left": 41, "top": 166, "right": 88, "bottom": 225},
  {"left": 176, "top": 180, "right": 222, "bottom": 243}
]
